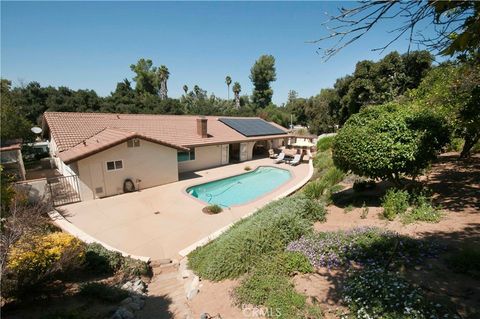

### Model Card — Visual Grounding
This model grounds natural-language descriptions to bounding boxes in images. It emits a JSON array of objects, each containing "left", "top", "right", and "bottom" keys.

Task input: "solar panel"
[{"left": 219, "top": 118, "right": 287, "bottom": 137}]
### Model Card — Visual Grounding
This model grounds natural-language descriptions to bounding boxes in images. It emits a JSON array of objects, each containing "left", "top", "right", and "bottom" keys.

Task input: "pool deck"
[{"left": 58, "top": 157, "right": 312, "bottom": 260}]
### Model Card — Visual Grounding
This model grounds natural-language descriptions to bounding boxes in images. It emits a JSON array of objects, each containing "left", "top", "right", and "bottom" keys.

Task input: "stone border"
[
  {"left": 178, "top": 159, "right": 314, "bottom": 257},
  {"left": 48, "top": 210, "right": 150, "bottom": 262}
]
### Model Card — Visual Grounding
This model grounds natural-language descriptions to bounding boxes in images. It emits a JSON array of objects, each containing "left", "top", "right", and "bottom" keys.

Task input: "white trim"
[{"left": 178, "top": 159, "right": 314, "bottom": 257}]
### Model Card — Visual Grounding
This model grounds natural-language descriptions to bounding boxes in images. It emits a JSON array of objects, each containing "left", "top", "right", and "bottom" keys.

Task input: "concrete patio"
[{"left": 59, "top": 157, "right": 312, "bottom": 260}]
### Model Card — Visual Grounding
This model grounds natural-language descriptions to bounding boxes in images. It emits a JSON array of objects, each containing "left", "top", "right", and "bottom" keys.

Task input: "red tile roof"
[{"left": 44, "top": 112, "right": 289, "bottom": 163}]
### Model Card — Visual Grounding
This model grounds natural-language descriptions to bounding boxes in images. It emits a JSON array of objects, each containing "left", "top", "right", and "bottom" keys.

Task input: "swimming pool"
[{"left": 186, "top": 166, "right": 292, "bottom": 207}]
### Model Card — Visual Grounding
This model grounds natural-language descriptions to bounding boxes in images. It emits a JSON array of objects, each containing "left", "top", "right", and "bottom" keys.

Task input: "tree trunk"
[
  {"left": 234, "top": 93, "right": 240, "bottom": 108},
  {"left": 460, "top": 133, "right": 479, "bottom": 158}
]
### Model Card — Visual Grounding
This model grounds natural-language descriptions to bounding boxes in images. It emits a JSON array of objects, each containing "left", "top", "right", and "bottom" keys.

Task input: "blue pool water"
[{"left": 187, "top": 166, "right": 292, "bottom": 207}]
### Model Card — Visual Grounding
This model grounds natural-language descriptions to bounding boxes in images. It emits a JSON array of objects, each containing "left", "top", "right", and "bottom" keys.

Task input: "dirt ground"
[{"left": 188, "top": 153, "right": 480, "bottom": 318}]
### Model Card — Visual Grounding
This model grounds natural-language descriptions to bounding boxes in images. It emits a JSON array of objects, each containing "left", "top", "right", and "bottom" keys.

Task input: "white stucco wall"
[
  {"left": 178, "top": 145, "right": 223, "bottom": 173},
  {"left": 77, "top": 139, "right": 178, "bottom": 199}
]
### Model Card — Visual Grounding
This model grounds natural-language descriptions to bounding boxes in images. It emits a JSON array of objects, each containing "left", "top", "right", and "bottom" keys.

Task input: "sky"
[{"left": 1, "top": 1, "right": 438, "bottom": 105}]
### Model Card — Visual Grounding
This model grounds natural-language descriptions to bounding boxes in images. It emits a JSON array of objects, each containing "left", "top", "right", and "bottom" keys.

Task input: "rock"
[
  {"left": 179, "top": 258, "right": 192, "bottom": 279},
  {"left": 121, "top": 297, "right": 133, "bottom": 305},
  {"left": 132, "top": 295, "right": 145, "bottom": 308},
  {"left": 121, "top": 282, "right": 133, "bottom": 290},
  {"left": 112, "top": 307, "right": 135, "bottom": 319},
  {"left": 186, "top": 276, "right": 200, "bottom": 300},
  {"left": 127, "top": 302, "right": 141, "bottom": 311}
]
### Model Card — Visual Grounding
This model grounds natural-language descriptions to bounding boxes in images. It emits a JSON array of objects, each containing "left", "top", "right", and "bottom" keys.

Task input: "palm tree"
[
  {"left": 157, "top": 65, "right": 170, "bottom": 100},
  {"left": 225, "top": 76, "right": 232, "bottom": 99},
  {"left": 232, "top": 82, "right": 241, "bottom": 108},
  {"left": 193, "top": 85, "right": 201, "bottom": 98},
  {"left": 183, "top": 84, "right": 188, "bottom": 95}
]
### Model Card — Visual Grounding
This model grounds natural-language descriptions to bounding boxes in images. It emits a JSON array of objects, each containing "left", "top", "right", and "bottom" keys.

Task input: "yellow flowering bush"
[{"left": 5, "top": 232, "right": 85, "bottom": 296}]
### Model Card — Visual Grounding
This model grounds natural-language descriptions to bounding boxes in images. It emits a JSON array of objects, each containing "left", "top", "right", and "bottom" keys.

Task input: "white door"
[
  {"left": 221, "top": 144, "right": 229, "bottom": 165},
  {"left": 240, "top": 143, "right": 248, "bottom": 162}
]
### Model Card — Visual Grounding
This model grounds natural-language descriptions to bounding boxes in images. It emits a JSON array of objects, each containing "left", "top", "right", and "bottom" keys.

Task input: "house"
[{"left": 43, "top": 112, "right": 290, "bottom": 200}]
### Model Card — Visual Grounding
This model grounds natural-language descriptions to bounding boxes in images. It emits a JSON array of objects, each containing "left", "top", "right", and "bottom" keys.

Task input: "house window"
[
  {"left": 106, "top": 160, "right": 123, "bottom": 171},
  {"left": 177, "top": 149, "right": 195, "bottom": 162},
  {"left": 127, "top": 139, "right": 140, "bottom": 148}
]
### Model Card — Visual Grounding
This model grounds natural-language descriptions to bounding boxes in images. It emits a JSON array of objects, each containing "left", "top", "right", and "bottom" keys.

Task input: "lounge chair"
[
  {"left": 268, "top": 149, "right": 277, "bottom": 158},
  {"left": 289, "top": 154, "right": 302, "bottom": 166},
  {"left": 274, "top": 152, "right": 285, "bottom": 164}
]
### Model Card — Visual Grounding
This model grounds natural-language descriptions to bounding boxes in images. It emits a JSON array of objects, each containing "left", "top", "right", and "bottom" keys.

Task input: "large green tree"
[
  {"left": 130, "top": 58, "right": 157, "bottom": 95},
  {"left": 333, "top": 104, "right": 450, "bottom": 183},
  {"left": 250, "top": 55, "right": 277, "bottom": 108},
  {"left": 0, "top": 80, "right": 32, "bottom": 142}
]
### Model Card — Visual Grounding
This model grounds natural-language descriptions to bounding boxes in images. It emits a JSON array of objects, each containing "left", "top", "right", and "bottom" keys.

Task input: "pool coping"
[
  {"left": 182, "top": 165, "right": 295, "bottom": 209},
  {"left": 178, "top": 159, "right": 314, "bottom": 257}
]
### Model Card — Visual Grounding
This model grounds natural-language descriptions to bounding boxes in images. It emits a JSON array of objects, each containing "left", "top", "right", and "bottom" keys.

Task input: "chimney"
[{"left": 197, "top": 117, "right": 208, "bottom": 138}]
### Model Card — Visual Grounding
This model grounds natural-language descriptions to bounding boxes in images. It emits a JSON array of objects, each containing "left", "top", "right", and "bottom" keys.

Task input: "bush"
[
  {"left": 313, "top": 150, "right": 333, "bottom": 171},
  {"left": 332, "top": 104, "right": 450, "bottom": 182},
  {"left": 79, "top": 282, "right": 129, "bottom": 303},
  {"left": 446, "top": 245, "right": 480, "bottom": 279},
  {"left": 446, "top": 137, "right": 464, "bottom": 152},
  {"left": 382, "top": 189, "right": 410, "bottom": 220},
  {"left": 188, "top": 195, "right": 325, "bottom": 281},
  {"left": 316, "top": 136, "right": 335, "bottom": 152},
  {"left": 5, "top": 232, "right": 85, "bottom": 297},
  {"left": 85, "top": 243, "right": 150, "bottom": 277},
  {"left": 401, "top": 201, "right": 443, "bottom": 224},
  {"left": 205, "top": 204, "right": 223, "bottom": 214},
  {"left": 303, "top": 180, "right": 328, "bottom": 199},
  {"left": 287, "top": 227, "right": 439, "bottom": 269},
  {"left": 343, "top": 267, "right": 457, "bottom": 318},
  {"left": 322, "top": 166, "right": 345, "bottom": 186},
  {"left": 85, "top": 243, "right": 123, "bottom": 275},
  {"left": 234, "top": 252, "right": 318, "bottom": 319}
]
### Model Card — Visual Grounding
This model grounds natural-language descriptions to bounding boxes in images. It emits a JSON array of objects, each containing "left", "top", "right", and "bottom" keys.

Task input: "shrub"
[
  {"left": 5, "top": 232, "right": 85, "bottom": 297},
  {"left": 344, "top": 204, "right": 354, "bottom": 213},
  {"left": 287, "top": 227, "right": 439, "bottom": 269},
  {"left": 79, "top": 282, "right": 129, "bottom": 303},
  {"left": 382, "top": 188, "right": 409, "bottom": 221},
  {"left": 121, "top": 258, "right": 151, "bottom": 277},
  {"left": 316, "top": 136, "right": 335, "bottom": 152},
  {"left": 446, "top": 137, "right": 464, "bottom": 152},
  {"left": 313, "top": 150, "right": 333, "bottom": 171},
  {"left": 402, "top": 201, "right": 443, "bottom": 224},
  {"left": 303, "top": 180, "right": 328, "bottom": 199},
  {"left": 85, "top": 243, "right": 123, "bottom": 275},
  {"left": 321, "top": 166, "right": 345, "bottom": 186},
  {"left": 188, "top": 195, "right": 325, "bottom": 281},
  {"left": 85, "top": 243, "right": 150, "bottom": 277},
  {"left": 205, "top": 204, "right": 223, "bottom": 214},
  {"left": 279, "top": 251, "right": 314, "bottom": 274},
  {"left": 446, "top": 245, "right": 480, "bottom": 279},
  {"left": 343, "top": 267, "right": 458, "bottom": 318},
  {"left": 234, "top": 253, "right": 318, "bottom": 319},
  {"left": 332, "top": 104, "right": 450, "bottom": 182}
]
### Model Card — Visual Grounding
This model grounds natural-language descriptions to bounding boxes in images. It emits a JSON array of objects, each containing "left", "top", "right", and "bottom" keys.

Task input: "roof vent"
[{"left": 196, "top": 118, "right": 208, "bottom": 138}]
